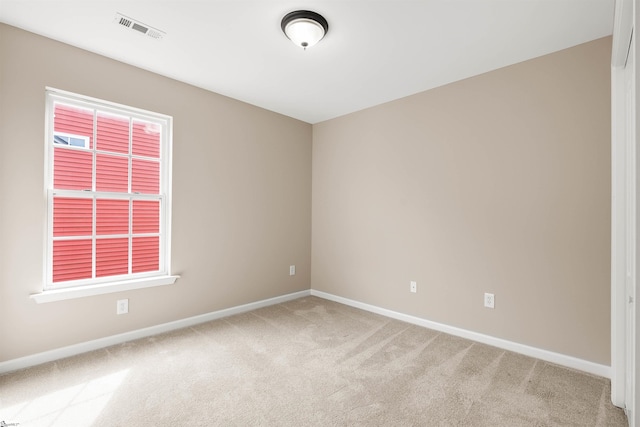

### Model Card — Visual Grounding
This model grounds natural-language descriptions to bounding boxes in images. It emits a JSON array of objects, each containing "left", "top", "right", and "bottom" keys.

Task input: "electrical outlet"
[
  {"left": 117, "top": 299, "right": 129, "bottom": 315},
  {"left": 410, "top": 281, "right": 417, "bottom": 293},
  {"left": 484, "top": 293, "right": 495, "bottom": 309},
  {"left": 289, "top": 265, "right": 296, "bottom": 276}
]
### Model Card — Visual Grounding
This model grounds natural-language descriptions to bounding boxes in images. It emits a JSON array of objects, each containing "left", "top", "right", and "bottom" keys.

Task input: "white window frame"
[{"left": 31, "top": 88, "right": 178, "bottom": 303}]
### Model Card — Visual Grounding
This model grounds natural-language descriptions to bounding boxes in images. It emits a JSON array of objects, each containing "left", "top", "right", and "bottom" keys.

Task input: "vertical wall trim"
[
  {"left": 611, "top": 0, "right": 634, "bottom": 411},
  {"left": 611, "top": 63, "right": 627, "bottom": 408}
]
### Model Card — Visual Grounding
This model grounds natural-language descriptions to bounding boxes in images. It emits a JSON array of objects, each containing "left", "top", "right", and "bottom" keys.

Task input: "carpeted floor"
[{"left": 0, "top": 296, "right": 629, "bottom": 426}]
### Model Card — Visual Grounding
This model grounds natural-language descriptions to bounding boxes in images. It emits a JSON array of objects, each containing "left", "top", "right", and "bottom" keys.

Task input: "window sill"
[{"left": 30, "top": 275, "right": 180, "bottom": 303}]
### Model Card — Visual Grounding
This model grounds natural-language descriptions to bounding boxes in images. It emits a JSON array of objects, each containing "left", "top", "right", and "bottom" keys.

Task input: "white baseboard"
[
  {"left": 0, "top": 290, "right": 311, "bottom": 375},
  {"left": 310, "top": 290, "right": 611, "bottom": 379},
  {"left": 1, "top": 288, "right": 611, "bottom": 379}
]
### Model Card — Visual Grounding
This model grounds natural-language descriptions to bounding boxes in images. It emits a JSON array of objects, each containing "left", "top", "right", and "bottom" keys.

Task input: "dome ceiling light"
[{"left": 281, "top": 10, "right": 329, "bottom": 50}]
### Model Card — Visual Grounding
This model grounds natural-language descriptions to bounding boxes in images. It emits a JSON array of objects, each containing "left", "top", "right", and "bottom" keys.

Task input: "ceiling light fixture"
[{"left": 281, "top": 10, "right": 329, "bottom": 50}]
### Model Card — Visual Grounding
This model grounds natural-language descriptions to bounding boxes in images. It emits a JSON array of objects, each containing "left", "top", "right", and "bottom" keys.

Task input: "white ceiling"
[{"left": 0, "top": 1, "right": 614, "bottom": 124}]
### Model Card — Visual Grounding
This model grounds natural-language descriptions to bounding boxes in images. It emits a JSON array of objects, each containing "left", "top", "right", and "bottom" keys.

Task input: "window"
[
  {"left": 54, "top": 133, "right": 90, "bottom": 148},
  {"left": 41, "top": 88, "right": 175, "bottom": 298}
]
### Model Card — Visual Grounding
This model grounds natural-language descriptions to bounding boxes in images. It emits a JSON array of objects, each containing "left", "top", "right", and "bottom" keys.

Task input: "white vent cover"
[{"left": 114, "top": 13, "right": 165, "bottom": 40}]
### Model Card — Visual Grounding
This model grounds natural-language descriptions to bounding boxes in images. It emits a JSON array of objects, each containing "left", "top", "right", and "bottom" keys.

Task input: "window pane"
[
  {"left": 97, "top": 112, "right": 129, "bottom": 154},
  {"left": 53, "top": 197, "right": 92, "bottom": 237},
  {"left": 53, "top": 239, "right": 92, "bottom": 282},
  {"left": 132, "top": 120, "right": 160, "bottom": 158},
  {"left": 96, "top": 154, "right": 128, "bottom": 192},
  {"left": 132, "top": 159, "right": 159, "bottom": 194},
  {"left": 132, "top": 236, "right": 159, "bottom": 273},
  {"left": 96, "top": 238, "right": 129, "bottom": 277},
  {"left": 54, "top": 103, "right": 93, "bottom": 149},
  {"left": 54, "top": 135, "right": 70, "bottom": 145},
  {"left": 96, "top": 199, "right": 129, "bottom": 235},
  {"left": 69, "top": 137, "right": 87, "bottom": 148},
  {"left": 133, "top": 200, "right": 160, "bottom": 234},
  {"left": 53, "top": 147, "right": 92, "bottom": 190}
]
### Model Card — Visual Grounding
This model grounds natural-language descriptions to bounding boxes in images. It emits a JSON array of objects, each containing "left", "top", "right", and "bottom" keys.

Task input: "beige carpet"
[{"left": 0, "top": 296, "right": 628, "bottom": 426}]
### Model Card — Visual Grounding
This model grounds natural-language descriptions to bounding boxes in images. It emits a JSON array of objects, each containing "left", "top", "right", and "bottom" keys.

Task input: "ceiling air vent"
[{"left": 114, "top": 13, "right": 165, "bottom": 41}]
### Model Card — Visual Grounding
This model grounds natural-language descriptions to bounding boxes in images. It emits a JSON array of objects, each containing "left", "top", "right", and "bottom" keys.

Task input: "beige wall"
[
  {"left": 0, "top": 23, "right": 613, "bottom": 367},
  {"left": 0, "top": 24, "right": 312, "bottom": 362},
  {"left": 312, "top": 37, "right": 612, "bottom": 364}
]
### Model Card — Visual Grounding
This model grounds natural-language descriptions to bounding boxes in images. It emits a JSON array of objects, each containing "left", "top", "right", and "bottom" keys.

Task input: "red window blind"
[
  {"left": 96, "top": 199, "right": 129, "bottom": 235},
  {"left": 54, "top": 104, "right": 94, "bottom": 149},
  {"left": 52, "top": 239, "right": 92, "bottom": 283},
  {"left": 50, "top": 99, "right": 164, "bottom": 287},
  {"left": 132, "top": 236, "right": 160, "bottom": 273},
  {"left": 96, "top": 238, "right": 129, "bottom": 277},
  {"left": 53, "top": 148, "right": 92, "bottom": 190},
  {"left": 97, "top": 112, "right": 129, "bottom": 154},
  {"left": 132, "top": 159, "right": 160, "bottom": 194},
  {"left": 96, "top": 154, "right": 129, "bottom": 192},
  {"left": 133, "top": 120, "right": 160, "bottom": 158},
  {"left": 133, "top": 200, "right": 160, "bottom": 234},
  {"left": 53, "top": 197, "right": 92, "bottom": 237}
]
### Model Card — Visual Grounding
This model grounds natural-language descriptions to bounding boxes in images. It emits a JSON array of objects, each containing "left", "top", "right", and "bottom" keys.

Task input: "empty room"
[{"left": 0, "top": 0, "right": 638, "bottom": 426}]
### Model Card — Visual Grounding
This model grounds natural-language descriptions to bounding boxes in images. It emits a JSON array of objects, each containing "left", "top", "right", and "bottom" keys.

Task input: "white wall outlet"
[
  {"left": 484, "top": 293, "right": 495, "bottom": 309},
  {"left": 117, "top": 299, "right": 129, "bottom": 315},
  {"left": 289, "top": 265, "right": 296, "bottom": 276},
  {"left": 410, "top": 281, "right": 417, "bottom": 293}
]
